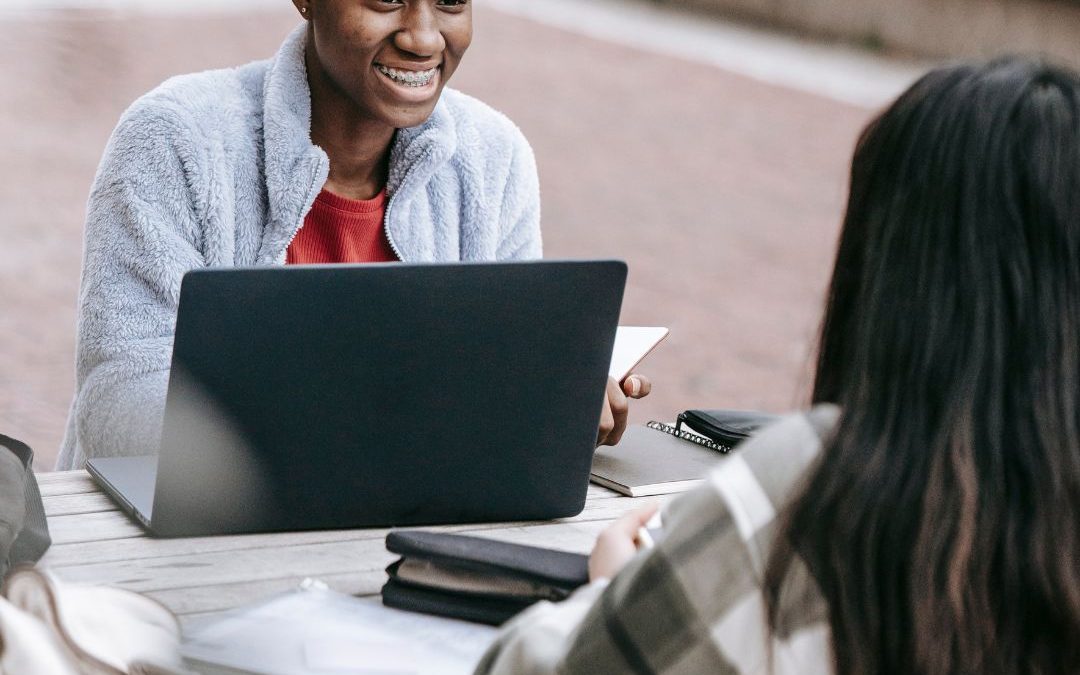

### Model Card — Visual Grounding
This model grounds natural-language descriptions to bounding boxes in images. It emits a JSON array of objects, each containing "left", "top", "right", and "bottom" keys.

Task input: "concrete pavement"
[{"left": 0, "top": 1, "right": 923, "bottom": 469}]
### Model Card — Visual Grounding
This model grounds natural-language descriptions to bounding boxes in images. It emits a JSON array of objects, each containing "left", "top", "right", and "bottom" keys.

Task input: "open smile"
[{"left": 375, "top": 64, "right": 440, "bottom": 88}]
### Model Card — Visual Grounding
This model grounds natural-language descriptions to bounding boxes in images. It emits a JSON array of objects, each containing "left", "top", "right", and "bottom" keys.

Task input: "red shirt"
[{"left": 286, "top": 189, "right": 397, "bottom": 264}]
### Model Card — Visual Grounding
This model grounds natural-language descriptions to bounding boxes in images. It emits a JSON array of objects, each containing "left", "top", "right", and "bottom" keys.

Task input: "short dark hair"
[{"left": 767, "top": 57, "right": 1080, "bottom": 674}]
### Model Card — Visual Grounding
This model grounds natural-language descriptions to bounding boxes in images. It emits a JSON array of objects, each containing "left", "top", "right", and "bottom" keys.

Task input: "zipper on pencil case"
[{"left": 645, "top": 421, "right": 731, "bottom": 454}]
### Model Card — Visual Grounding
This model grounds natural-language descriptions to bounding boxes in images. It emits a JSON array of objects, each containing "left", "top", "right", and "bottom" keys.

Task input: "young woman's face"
[{"left": 303, "top": 0, "right": 472, "bottom": 128}]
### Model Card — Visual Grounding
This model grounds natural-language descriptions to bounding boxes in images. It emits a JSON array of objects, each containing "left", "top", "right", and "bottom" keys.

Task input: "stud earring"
[{"left": 300, "top": 6, "right": 308, "bottom": 15}]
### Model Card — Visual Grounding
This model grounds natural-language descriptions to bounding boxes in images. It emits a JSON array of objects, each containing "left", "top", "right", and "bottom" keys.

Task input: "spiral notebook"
[{"left": 589, "top": 422, "right": 731, "bottom": 497}]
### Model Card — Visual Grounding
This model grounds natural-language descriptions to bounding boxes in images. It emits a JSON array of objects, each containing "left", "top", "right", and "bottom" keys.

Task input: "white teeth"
[{"left": 375, "top": 65, "right": 437, "bottom": 87}]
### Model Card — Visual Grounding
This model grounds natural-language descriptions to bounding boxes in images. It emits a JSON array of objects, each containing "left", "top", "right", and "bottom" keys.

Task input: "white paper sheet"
[
  {"left": 182, "top": 581, "right": 498, "bottom": 675},
  {"left": 608, "top": 326, "right": 669, "bottom": 382}
]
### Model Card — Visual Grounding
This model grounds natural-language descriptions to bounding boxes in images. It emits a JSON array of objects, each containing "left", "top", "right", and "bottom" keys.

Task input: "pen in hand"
[
  {"left": 591, "top": 504, "right": 662, "bottom": 581},
  {"left": 636, "top": 510, "right": 663, "bottom": 550}
]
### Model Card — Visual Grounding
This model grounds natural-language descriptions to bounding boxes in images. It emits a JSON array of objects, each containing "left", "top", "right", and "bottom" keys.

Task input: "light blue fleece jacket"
[{"left": 57, "top": 26, "right": 542, "bottom": 470}]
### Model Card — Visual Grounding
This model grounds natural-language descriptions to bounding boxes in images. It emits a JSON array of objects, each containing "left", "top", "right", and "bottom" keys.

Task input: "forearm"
[
  {"left": 59, "top": 103, "right": 204, "bottom": 469},
  {"left": 63, "top": 240, "right": 184, "bottom": 469},
  {"left": 66, "top": 364, "right": 170, "bottom": 468}
]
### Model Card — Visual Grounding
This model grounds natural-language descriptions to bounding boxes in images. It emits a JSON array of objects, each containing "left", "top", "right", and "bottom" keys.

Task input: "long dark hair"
[{"left": 765, "top": 58, "right": 1080, "bottom": 674}]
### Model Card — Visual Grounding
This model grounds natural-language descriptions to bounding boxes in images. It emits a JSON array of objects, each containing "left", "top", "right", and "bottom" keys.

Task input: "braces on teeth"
[{"left": 377, "top": 65, "right": 437, "bottom": 87}]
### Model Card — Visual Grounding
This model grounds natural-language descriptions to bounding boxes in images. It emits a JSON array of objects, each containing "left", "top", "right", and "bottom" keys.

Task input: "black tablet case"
[{"left": 382, "top": 531, "right": 589, "bottom": 626}]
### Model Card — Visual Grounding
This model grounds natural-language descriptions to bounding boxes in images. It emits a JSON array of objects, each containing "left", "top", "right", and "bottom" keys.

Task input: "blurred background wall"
[{"left": 666, "top": 0, "right": 1080, "bottom": 65}]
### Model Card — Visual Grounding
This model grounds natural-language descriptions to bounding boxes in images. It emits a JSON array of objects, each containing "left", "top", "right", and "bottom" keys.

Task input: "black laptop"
[{"left": 86, "top": 261, "right": 626, "bottom": 537}]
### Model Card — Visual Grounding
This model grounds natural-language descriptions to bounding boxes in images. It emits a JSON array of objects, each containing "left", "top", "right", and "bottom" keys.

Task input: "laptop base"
[{"left": 86, "top": 456, "right": 157, "bottom": 530}]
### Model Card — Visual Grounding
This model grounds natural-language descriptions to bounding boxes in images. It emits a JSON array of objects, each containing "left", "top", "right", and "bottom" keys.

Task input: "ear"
[{"left": 293, "top": 1, "right": 311, "bottom": 19}]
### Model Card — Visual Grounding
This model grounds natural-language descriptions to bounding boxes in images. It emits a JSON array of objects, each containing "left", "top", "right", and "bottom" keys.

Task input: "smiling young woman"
[
  {"left": 57, "top": 0, "right": 648, "bottom": 470},
  {"left": 301, "top": 0, "right": 473, "bottom": 200}
]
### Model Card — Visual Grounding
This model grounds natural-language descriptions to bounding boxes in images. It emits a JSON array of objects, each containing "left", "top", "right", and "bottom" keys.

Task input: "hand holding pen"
[
  {"left": 588, "top": 503, "right": 661, "bottom": 582},
  {"left": 636, "top": 510, "right": 663, "bottom": 550}
]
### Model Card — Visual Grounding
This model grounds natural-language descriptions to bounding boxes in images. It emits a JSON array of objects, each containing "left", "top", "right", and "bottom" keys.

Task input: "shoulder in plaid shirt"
[{"left": 474, "top": 405, "right": 840, "bottom": 675}]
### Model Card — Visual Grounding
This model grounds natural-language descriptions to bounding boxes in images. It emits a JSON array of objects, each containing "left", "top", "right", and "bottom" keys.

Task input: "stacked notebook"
[
  {"left": 382, "top": 531, "right": 589, "bottom": 626},
  {"left": 590, "top": 424, "right": 723, "bottom": 497},
  {"left": 590, "top": 410, "right": 779, "bottom": 497}
]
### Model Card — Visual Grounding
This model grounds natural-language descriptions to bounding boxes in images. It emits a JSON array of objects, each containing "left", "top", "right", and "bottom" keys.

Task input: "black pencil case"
[{"left": 675, "top": 409, "right": 779, "bottom": 447}]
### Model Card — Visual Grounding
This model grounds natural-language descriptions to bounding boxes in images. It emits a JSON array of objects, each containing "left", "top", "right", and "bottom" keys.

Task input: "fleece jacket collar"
[{"left": 259, "top": 25, "right": 459, "bottom": 263}]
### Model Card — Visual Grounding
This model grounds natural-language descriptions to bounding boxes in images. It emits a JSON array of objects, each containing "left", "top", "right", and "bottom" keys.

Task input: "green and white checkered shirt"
[{"left": 475, "top": 405, "right": 839, "bottom": 675}]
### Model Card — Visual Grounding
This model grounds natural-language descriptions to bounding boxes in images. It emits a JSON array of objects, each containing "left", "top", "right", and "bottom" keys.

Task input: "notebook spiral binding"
[{"left": 646, "top": 421, "right": 731, "bottom": 454}]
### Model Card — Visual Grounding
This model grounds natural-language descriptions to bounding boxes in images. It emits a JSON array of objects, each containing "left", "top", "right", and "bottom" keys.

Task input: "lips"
[{"left": 375, "top": 64, "right": 439, "bottom": 88}]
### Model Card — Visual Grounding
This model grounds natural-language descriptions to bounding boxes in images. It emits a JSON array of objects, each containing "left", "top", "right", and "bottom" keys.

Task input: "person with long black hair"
[{"left": 476, "top": 56, "right": 1080, "bottom": 675}]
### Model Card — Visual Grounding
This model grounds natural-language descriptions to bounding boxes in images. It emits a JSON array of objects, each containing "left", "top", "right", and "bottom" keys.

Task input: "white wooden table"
[{"left": 36, "top": 471, "right": 669, "bottom": 630}]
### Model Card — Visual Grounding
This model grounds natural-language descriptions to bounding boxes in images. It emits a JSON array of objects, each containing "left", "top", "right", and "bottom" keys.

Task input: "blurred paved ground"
[{"left": 0, "top": 1, "right": 922, "bottom": 470}]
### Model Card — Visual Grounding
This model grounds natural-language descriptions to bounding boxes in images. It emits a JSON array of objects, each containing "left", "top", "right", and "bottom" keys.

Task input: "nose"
[{"left": 394, "top": 4, "right": 446, "bottom": 58}]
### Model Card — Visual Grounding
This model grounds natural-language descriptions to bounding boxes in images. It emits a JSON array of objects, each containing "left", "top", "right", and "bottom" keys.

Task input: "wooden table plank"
[
  {"left": 37, "top": 471, "right": 622, "bottom": 502},
  {"left": 43, "top": 492, "right": 118, "bottom": 517},
  {"left": 153, "top": 571, "right": 378, "bottom": 620},
  {"left": 36, "top": 471, "right": 99, "bottom": 497},
  {"left": 39, "top": 471, "right": 662, "bottom": 621},
  {"left": 585, "top": 484, "right": 623, "bottom": 500},
  {"left": 47, "top": 511, "right": 144, "bottom": 545},
  {"left": 42, "top": 519, "right": 540, "bottom": 568},
  {"left": 51, "top": 538, "right": 398, "bottom": 592},
  {"left": 45, "top": 505, "right": 657, "bottom": 593},
  {"left": 73, "top": 520, "right": 615, "bottom": 618},
  {"left": 42, "top": 487, "right": 656, "bottom": 566}
]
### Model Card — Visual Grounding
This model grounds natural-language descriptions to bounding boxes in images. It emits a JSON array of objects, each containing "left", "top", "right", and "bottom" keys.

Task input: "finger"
[
  {"left": 622, "top": 374, "right": 652, "bottom": 399},
  {"left": 607, "top": 503, "right": 660, "bottom": 538},
  {"left": 597, "top": 390, "right": 614, "bottom": 445},
  {"left": 602, "top": 378, "right": 629, "bottom": 446}
]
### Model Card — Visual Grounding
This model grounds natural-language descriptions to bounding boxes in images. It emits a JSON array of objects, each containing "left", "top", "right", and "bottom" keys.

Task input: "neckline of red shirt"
[{"left": 314, "top": 188, "right": 387, "bottom": 214}]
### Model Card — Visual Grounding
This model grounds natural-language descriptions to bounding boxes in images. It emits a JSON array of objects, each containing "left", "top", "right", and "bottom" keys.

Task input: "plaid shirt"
[{"left": 475, "top": 406, "right": 840, "bottom": 675}]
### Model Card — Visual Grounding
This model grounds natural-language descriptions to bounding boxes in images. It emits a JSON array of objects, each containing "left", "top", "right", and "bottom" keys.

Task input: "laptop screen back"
[{"left": 149, "top": 261, "right": 626, "bottom": 537}]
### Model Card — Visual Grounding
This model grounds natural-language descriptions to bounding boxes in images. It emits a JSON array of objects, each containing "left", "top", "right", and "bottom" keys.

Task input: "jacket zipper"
[
  {"left": 382, "top": 145, "right": 436, "bottom": 263},
  {"left": 383, "top": 191, "right": 404, "bottom": 262}
]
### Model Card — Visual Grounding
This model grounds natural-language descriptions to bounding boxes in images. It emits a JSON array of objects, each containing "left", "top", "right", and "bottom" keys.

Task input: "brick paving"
[{"left": 0, "top": 5, "right": 875, "bottom": 470}]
